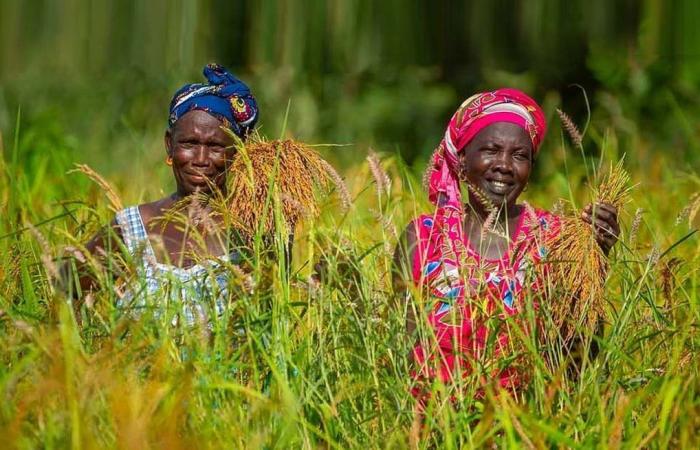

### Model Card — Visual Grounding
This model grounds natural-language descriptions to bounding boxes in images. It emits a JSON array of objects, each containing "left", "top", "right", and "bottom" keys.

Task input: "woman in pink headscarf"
[{"left": 393, "top": 89, "right": 619, "bottom": 396}]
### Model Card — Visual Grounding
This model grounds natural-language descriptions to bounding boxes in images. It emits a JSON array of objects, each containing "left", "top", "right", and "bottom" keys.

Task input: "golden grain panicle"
[{"left": 226, "top": 138, "right": 349, "bottom": 237}]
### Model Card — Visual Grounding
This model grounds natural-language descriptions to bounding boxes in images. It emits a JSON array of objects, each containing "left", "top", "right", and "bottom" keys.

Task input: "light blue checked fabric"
[{"left": 114, "top": 206, "right": 233, "bottom": 326}]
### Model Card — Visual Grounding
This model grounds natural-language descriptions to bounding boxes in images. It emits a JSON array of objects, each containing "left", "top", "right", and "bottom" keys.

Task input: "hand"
[{"left": 581, "top": 203, "right": 619, "bottom": 255}]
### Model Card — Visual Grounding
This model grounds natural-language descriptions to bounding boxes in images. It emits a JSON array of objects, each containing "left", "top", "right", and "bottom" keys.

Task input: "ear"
[{"left": 164, "top": 128, "right": 173, "bottom": 157}]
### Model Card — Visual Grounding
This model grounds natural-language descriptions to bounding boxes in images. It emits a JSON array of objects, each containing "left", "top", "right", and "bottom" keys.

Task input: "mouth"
[
  {"left": 185, "top": 171, "right": 216, "bottom": 184},
  {"left": 485, "top": 178, "right": 514, "bottom": 196}
]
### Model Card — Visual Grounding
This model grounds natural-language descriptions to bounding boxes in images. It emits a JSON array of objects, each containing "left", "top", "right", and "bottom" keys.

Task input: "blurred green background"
[{"left": 1, "top": 0, "right": 699, "bottom": 210}]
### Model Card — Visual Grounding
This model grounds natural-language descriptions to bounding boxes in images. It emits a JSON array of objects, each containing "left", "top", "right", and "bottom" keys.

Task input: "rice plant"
[{"left": 0, "top": 109, "right": 699, "bottom": 449}]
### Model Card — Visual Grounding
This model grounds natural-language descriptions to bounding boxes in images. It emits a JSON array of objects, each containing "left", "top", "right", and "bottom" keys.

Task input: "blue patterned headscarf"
[{"left": 168, "top": 63, "right": 259, "bottom": 138}]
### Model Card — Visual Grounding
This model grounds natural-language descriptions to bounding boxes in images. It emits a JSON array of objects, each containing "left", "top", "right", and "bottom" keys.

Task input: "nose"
[
  {"left": 192, "top": 146, "right": 209, "bottom": 166},
  {"left": 492, "top": 151, "right": 513, "bottom": 174}
]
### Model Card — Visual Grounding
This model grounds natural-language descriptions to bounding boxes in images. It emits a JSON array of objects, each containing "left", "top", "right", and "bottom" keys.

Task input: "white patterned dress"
[{"left": 114, "top": 206, "right": 237, "bottom": 326}]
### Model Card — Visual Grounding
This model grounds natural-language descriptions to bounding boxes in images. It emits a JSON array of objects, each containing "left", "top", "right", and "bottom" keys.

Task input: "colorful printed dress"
[
  {"left": 409, "top": 203, "right": 560, "bottom": 392},
  {"left": 115, "top": 206, "right": 237, "bottom": 326}
]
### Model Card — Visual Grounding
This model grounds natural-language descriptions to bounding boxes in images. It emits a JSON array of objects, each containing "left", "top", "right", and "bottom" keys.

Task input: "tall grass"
[{"left": 0, "top": 109, "right": 699, "bottom": 448}]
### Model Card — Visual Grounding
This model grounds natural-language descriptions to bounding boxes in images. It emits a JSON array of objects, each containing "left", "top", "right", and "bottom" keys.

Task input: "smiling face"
[
  {"left": 165, "top": 110, "right": 235, "bottom": 197},
  {"left": 458, "top": 121, "right": 533, "bottom": 210}
]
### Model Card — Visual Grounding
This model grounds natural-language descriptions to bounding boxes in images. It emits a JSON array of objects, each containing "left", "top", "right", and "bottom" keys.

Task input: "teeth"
[{"left": 488, "top": 180, "right": 511, "bottom": 195}]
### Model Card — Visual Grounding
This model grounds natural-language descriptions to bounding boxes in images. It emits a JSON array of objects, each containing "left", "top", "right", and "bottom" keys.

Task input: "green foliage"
[
  {"left": 1, "top": 2, "right": 700, "bottom": 447},
  {"left": 0, "top": 106, "right": 699, "bottom": 447}
]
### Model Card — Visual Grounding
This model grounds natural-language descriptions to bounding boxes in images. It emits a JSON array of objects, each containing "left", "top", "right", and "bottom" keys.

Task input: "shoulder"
[
  {"left": 135, "top": 199, "right": 169, "bottom": 228},
  {"left": 114, "top": 199, "right": 168, "bottom": 243},
  {"left": 120, "top": 197, "right": 174, "bottom": 232}
]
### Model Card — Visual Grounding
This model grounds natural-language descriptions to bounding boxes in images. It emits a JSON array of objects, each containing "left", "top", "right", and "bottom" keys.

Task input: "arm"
[{"left": 392, "top": 221, "right": 418, "bottom": 335}]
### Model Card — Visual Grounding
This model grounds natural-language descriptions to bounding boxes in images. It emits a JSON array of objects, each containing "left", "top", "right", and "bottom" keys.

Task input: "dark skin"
[
  {"left": 71, "top": 110, "right": 237, "bottom": 295},
  {"left": 392, "top": 122, "right": 620, "bottom": 333}
]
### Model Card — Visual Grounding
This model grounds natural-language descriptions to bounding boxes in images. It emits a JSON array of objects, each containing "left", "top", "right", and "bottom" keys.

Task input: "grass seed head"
[
  {"left": 466, "top": 182, "right": 497, "bottom": 213},
  {"left": 629, "top": 207, "right": 644, "bottom": 248},
  {"left": 556, "top": 108, "right": 583, "bottom": 147},
  {"left": 422, "top": 147, "right": 440, "bottom": 192},
  {"left": 227, "top": 138, "right": 347, "bottom": 238},
  {"left": 70, "top": 164, "right": 124, "bottom": 212},
  {"left": 367, "top": 149, "right": 391, "bottom": 198}
]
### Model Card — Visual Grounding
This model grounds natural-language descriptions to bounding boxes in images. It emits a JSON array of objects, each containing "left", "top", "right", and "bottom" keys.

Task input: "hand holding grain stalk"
[{"left": 548, "top": 160, "right": 631, "bottom": 340}]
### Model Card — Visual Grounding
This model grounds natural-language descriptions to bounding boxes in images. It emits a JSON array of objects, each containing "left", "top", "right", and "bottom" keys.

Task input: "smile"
[
  {"left": 185, "top": 172, "right": 215, "bottom": 183},
  {"left": 486, "top": 179, "right": 513, "bottom": 195}
]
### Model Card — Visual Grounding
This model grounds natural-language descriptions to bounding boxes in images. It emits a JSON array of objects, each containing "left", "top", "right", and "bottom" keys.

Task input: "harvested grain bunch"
[
  {"left": 226, "top": 137, "right": 349, "bottom": 237},
  {"left": 548, "top": 159, "right": 631, "bottom": 340}
]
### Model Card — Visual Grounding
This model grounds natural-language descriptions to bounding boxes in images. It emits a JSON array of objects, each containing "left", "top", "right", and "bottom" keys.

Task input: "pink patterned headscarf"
[{"left": 426, "top": 88, "right": 547, "bottom": 210}]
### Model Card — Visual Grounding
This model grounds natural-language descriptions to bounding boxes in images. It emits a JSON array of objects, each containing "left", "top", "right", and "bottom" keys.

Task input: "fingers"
[
  {"left": 593, "top": 202, "right": 618, "bottom": 223},
  {"left": 582, "top": 203, "right": 619, "bottom": 228},
  {"left": 593, "top": 217, "right": 618, "bottom": 237},
  {"left": 581, "top": 204, "right": 593, "bottom": 224},
  {"left": 581, "top": 203, "right": 620, "bottom": 254},
  {"left": 593, "top": 216, "right": 618, "bottom": 255}
]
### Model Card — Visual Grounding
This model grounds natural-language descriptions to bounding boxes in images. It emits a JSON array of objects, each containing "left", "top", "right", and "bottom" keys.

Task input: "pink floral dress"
[{"left": 409, "top": 203, "right": 560, "bottom": 392}]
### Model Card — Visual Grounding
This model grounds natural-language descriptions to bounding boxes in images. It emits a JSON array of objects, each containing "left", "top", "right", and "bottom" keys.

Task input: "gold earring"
[{"left": 166, "top": 156, "right": 173, "bottom": 166}]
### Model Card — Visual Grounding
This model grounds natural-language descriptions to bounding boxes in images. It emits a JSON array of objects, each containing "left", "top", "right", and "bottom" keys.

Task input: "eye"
[
  {"left": 480, "top": 146, "right": 498, "bottom": 154},
  {"left": 178, "top": 139, "right": 197, "bottom": 148},
  {"left": 208, "top": 143, "right": 226, "bottom": 153},
  {"left": 514, "top": 151, "right": 530, "bottom": 161}
]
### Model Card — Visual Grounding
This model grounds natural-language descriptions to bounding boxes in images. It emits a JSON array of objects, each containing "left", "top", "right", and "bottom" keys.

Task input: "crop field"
[
  {"left": 2, "top": 1, "right": 700, "bottom": 448},
  {"left": 0, "top": 101, "right": 698, "bottom": 448}
]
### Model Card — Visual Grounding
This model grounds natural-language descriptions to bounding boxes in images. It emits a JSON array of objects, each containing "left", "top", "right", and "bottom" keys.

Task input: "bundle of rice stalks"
[
  {"left": 548, "top": 160, "right": 631, "bottom": 340},
  {"left": 226, "top": 137, "right": 349, "bottom": 238}
]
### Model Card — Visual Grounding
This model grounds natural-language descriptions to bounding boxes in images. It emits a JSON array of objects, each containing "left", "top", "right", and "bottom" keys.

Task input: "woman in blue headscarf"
[{"left": 69, "top": 64, "right": 260, "bottom": 325}]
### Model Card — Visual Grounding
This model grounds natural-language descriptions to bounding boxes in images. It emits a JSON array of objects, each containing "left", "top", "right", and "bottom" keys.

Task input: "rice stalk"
[
  {"left": 227, "top": 137, "right": 347, "bottom": 237},
  {"left": 548, "top": 160, "right": 631, "bottom": 340},
  {"left": 69, "top": 164, "right": 124, "bottom": 212}
]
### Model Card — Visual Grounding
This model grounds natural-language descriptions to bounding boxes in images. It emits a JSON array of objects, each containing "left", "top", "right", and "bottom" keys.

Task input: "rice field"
[{"left": 0, "top": 95, "right": 698, "bottom": 449}]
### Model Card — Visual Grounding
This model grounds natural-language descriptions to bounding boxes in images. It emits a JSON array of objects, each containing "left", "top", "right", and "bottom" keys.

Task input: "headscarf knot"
[{"left": 168, "top": 63, "right": 259, "bottom": 138}]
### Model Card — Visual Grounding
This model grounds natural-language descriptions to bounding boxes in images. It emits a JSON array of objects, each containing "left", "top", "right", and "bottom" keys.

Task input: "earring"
[{"left": 166, "top": 156, "right": 173, "bottom": 166}]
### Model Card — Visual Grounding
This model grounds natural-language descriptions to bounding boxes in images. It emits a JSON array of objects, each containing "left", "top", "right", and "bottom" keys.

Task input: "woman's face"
[
  {"left": 165, "top": 110, "right": 235, "bottom": 197},
  {"left": 458, "top": 121, "right": 533, "bottom": 209}
]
